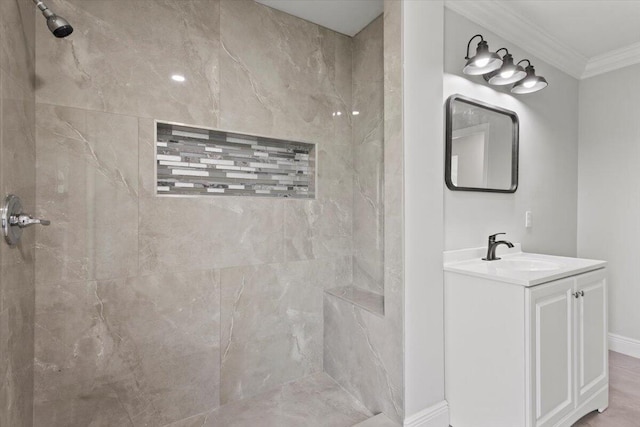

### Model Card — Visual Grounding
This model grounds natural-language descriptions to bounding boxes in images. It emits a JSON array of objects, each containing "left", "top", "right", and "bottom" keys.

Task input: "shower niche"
[{"left": 155, "top": 121, "right": 316, "bottom": 198}]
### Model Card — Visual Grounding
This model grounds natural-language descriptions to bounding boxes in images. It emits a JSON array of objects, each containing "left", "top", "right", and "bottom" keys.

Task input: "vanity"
[{"left": 444, "top": 244, "right": 608, "bottom": 427}]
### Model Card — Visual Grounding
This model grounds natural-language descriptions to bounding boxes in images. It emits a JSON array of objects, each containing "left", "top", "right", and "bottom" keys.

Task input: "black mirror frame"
[{"left": 445, "top": 94, "right": 519, "bottom": 193}]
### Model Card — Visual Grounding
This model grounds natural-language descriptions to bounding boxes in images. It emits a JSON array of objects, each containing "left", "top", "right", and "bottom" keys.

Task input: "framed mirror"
[{"left": 445, "top": 94, "right": 519, "bottom": 193}]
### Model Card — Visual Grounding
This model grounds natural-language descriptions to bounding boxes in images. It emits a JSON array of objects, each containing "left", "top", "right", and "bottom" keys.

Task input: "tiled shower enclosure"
[{"left": 1, "top": 0, "right": 404, "bottom": 425}]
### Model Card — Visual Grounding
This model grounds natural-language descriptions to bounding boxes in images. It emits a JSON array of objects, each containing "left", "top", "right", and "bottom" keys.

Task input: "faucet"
[{"left": 482, "top": 233, "right": 514, "bottom": 261}]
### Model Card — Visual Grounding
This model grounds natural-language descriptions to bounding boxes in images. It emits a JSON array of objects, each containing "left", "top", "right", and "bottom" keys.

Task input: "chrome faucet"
[{"left": 482, "top": 233, "right": 514, "bottom": 261}]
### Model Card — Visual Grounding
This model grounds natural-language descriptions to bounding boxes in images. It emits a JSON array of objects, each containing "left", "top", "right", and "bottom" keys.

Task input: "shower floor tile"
[
  {"left": 353, "top": 413, "right": 399, "bottom": 427},
  {"left": 164, "top": 373, "right": 373, "bottom": 427}
]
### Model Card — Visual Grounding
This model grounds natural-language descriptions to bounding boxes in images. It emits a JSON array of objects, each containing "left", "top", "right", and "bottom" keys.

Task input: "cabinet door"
[
  {"left": 527, "top": 278, "right": 575, "bottom": 427},
  {"left": 575, "top": 270, "right": 608, "bottom": 405}
]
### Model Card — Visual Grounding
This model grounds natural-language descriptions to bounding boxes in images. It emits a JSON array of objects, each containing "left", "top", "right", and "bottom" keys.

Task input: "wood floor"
[{"left": 573, "top": 351, "right": 640, "bottom": 426}]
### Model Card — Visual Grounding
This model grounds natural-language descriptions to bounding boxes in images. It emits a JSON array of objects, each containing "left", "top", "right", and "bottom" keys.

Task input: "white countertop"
[{"left": 444, "top": 245, "right": 607, "bottom": 286}]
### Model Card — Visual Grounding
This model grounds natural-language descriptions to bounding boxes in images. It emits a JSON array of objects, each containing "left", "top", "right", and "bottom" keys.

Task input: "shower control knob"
[
  {"left": 1, "top": 194, "right": 51, "bottom": 246},
  {"left": 11, "top": 214, "right": 51, "bottom": 227}
]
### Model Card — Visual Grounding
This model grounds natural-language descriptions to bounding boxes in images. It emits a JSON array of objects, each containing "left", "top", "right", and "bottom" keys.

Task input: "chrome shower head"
[
  {"left": 33, "top": 0, "right": 73, "bottom": 38},
  {"left": 47, "top": 14, "right": 73, "bottom": 38}
]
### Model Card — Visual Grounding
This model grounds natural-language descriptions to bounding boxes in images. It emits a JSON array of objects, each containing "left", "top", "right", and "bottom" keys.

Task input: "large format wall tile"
[
  {"left": 34, "top": 269, "right": 220, "bottom": 426},
  {"left": 0, "top": 280, "right": 35, "bottom": 427},
  {"left": 323, "top": 4, "right": 404, "bottom": 424},
  {"left": 0, "top": 0, "right": 35, "bottom": 85},
  {"left": 138, "top": 194, "right": 285, "bottom": 274},
  {"left": 219, "top": 0, "right": 354, "bottom": 263},
  {"left": 35, "top": 104, "right": 138, "bottom": 285},
  {"left": 35, "top": 0, "right": 220, "bottom": 126},
  {"left": 352, "top": 16, "right": 384, "bottom": 294},
  {"left": 219, "top": 257, "right": 351, "bottom": 404},
  {"left": 285, "top": 126, "right": 354, "bottom": 262},
  {"left": 0, "top": 73, "right": 36, "bottom": 214},
  {"left": 138, "top": 117, "right": 286, "bottom": 276},
  {"left": 219, "top": 0, "right": 350, "bottom": 143},
  {"left": 1, "top": 71, "right": 36, "bottom": 295},
  {"left": 324, "top": 295, "right": 402, "bottom": 422},
  {"left": 0, "top": 0, "right": 36, "bottom": 423},
  {"left": 284, "top": 195, "right": 353, "bottom": 262},
  {"left": 33, "top": 0, "right": 372, "bottom": 424}
]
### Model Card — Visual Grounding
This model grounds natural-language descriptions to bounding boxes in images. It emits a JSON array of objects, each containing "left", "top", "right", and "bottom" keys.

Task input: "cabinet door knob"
[
  {"left": 580, "top": 290, "right": 585, "bottom": 297},
  {"left": 574, "top": 292, "right": 580, "bottom": 298}
]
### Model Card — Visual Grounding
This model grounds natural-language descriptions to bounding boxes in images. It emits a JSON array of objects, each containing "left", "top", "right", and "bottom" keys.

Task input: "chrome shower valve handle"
[
  {"left": 10, "top": 214, "right": 51, "bottom": 228},
  {"left": 1, "top": 194, "right": 50, "bottom": 246}
]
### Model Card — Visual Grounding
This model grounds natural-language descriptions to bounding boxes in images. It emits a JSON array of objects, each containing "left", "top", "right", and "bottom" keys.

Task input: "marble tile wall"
[
  {"left": 0, "top": 0, "right": 36, "bottom": 425},
  {"left": 33, "top": 0, "right": 359, "bottom": 426},
  {"left": 324, "top": 1, "right": 404, "bottom": 423},
  {"left": 352, "top": 16, "right": 385, "bottom": 294},
  {"left": 219, "top": 257, "right": 351, "bottom": 404}
]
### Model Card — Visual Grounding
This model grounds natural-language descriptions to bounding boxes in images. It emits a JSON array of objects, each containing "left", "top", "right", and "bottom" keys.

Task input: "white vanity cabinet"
[
  {"left": 444, "top": 247, "right": 608, "bottom": 427},
  {"left": 527, "top": 270, "right": 608, "bottom": 427}
]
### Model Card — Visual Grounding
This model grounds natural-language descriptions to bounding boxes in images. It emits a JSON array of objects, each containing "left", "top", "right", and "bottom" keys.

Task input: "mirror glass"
[{"left": 445, "top": 95, "right": 519, "bottom": 193}]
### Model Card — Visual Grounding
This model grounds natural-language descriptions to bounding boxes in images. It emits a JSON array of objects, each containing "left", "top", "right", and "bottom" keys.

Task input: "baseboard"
[
  {"left": 609, "top": 333, "right": 640, "bottom": 359},
  {"left": 404, "top": 400, "right": 449, "bottom": 427}
]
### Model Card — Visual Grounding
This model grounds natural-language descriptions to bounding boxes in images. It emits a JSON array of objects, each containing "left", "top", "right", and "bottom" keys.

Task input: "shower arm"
[{"left": 32, "top": 0, "right": 55, "bottom": 19}]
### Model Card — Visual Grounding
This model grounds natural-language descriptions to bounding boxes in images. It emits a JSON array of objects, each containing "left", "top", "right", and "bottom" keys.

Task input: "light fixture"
[
  {"left": 171, "top": 74, "right": 186, "bottom": 82},
  {"left": 483, "top": 48, "right": 527, "bottom": 85},
  {"left": 463, "top": 34, "right": 503, "bottom": 75},
  {"left": 511, "top": 60, "right": 548, "bottom": 94}
]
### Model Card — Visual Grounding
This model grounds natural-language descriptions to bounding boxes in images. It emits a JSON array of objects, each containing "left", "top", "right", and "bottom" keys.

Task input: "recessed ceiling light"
[
  {"left": 171, "top": 74, "right": 186, "bottom": 82},
  {"left": 352, "top": 111, "right": 360, "bottom": 115}
]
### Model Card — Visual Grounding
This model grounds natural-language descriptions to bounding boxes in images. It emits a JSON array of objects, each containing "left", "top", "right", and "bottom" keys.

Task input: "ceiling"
[
  {"left": 503, "top": 1, "right": 640, "bottom": 59},
  {"left": 254, "top": 0, "right": 640, "bottom": 79},
  {"left": 254, "top": 0, "right": 384, "bottom": 37}
]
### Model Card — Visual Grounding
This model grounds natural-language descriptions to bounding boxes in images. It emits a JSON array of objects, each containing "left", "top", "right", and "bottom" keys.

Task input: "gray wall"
[
  {"left": 402, "top": 0, "right": 446, "bottom": 419},
  {"left": 444, "top": 10, "right": 580, "bottom": 256},
  {"left": 0, "top": 0, "right": 36, "bottom": 425},
  {"left": 33, "top": 0, "right": 358, "bottom": 425},
  {"left": 578, "top": 64, "right": 640, "bottom": 345}
]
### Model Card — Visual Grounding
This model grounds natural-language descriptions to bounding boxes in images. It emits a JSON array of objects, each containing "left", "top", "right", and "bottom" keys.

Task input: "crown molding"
[
  {"left": 444, "top": 0, "right": 588, "bottom": 79},
  {"left": 583, "top": 41, "right": 640, "bottom": 79}
]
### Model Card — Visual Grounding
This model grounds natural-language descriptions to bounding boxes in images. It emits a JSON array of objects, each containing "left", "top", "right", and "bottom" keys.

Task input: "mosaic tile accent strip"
[{"left": 156, "top": 121, "right": 316, "bottom": 198}]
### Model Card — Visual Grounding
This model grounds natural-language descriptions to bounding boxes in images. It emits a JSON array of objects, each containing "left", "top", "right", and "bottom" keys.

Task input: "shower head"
[
  {"left": 32, "top": 0, "right": 73, "bottom": 38},
  {"left": 46, "top": 14, "right": 73, "bottom": 38},
  {"left": 36, "top": 2, "right": 74, "bottom": 38}
]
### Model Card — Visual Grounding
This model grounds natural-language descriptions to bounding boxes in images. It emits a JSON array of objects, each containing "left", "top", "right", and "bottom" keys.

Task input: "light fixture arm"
[
  {"left": 517, "top": 59, "right": 532, "bottom": 67},
  {"left": 496, "top": 48, "right": 509, "bottom": 57},
  {"left": 465, "top": 34, "right": 485, "bottom": 59}
]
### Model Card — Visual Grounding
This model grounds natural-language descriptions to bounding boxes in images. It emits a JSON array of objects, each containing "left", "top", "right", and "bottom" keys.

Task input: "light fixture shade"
[
  {"left": 511, "top": 65, "right": 548, "bottom": 94},
  {"left": 484, "top": 53, "right": 527, "bottom": 85},
  {"left": 463, "top": 40, "right": 503, "bottom": 75}
]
